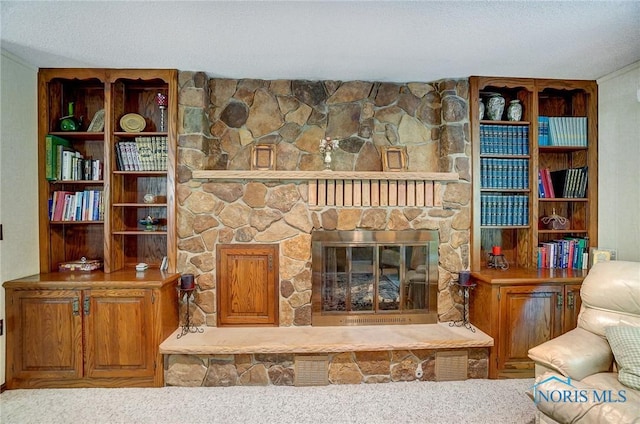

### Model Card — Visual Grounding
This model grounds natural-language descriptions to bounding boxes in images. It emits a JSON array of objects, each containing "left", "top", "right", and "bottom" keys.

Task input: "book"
[
  {"left": 548, "top": 167, "right": 587, "bottom": 198},
  {"left": 45, "top": 135, "right": 72, "bottom": 180},
  {"left": 547, "top": 117, "right": 588, "bottom": 146}
]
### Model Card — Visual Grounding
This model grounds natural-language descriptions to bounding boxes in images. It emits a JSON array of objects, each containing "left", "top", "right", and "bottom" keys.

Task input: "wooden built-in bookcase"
[
  {"left": 2, "top": 69, "right": 180, "bottom": 389},
  {"left": 470, "top": 76, "right": 598, "bottom": 271},
  {"left": 37, "top": 68, "right": 178, "bottom": 274},
  {"left": 469, "top": 76, "right": 597, "bottom": 379}
]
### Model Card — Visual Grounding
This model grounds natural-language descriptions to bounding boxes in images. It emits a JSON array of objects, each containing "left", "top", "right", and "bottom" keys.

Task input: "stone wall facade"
[
  {"left": 165, "top": 348, "right": 488, "bottom": 387},
  {"left": 176, "top": 71, "right": 472, "bottom": 327}
]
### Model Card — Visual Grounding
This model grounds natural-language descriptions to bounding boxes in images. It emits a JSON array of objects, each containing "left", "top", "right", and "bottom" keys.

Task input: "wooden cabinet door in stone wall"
[{"left": 217, "top": 244, "right": 279, "bottom": 326}]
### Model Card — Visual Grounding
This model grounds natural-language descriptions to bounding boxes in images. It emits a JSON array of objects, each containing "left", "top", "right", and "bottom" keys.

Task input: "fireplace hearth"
[{"left": 312, "top": 230, "right": 439, "bottom": 326}]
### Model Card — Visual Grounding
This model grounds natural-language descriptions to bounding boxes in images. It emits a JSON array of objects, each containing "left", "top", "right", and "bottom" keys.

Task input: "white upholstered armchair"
[{"left": 527, "top": 261, "right": 640, "bottom": 424}]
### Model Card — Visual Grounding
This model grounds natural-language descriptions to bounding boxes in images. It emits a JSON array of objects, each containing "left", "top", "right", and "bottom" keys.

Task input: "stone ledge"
[
  {"left": 159, "top": 323, "right": 493, "bottom": 355},
  {"left": 191, "top": 170, "right": 460, "bottom": 181}
]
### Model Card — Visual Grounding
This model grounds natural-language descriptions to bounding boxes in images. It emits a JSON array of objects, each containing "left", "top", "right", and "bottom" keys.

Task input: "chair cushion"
[
  {"left": 579, "top": 261, "right": 640, "bottom": 337},
  {"left": 606, "top": 325, "right": 640, "bottom": 390}
]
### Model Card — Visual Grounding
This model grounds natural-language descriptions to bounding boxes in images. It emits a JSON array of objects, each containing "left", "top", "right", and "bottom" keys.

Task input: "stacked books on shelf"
[
  {"left": 49, "top": 189, "right": 104, "bottom": 222},
  {"left": 115, "top": 136, "right": 168, "bottom": 171},
  {"left": 480, "top": 158, "right": 529, "bottom": 189},
  {"left": 538, "top": 116, "right": 587, "bottom": 147},
  {"left": 45, "top": 134, "right": 102, "bottom": 181},
  {"left": 538, "top": 167, "right": 588, "bottom": 198},
  {"left": 480, "top": 194, "right": 529, "bottom": 226},
  {"left": 537, "top": 237, "right": 589, "bottom": 269},
  {"left": 479, "top": 124, "right": 529, "bottom": 155}
]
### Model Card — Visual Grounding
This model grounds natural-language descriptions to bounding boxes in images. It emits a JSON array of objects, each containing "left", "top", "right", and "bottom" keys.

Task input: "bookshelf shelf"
[
  {"left": 114, "top": 131, "right": 168, "bottom": 137},
  {"left": 113, "top": 171, "right": 168, "bottom": 176},
  {"left": 539, "top": 198, "right": 588, "bottom": 202},
  {"left": 51, "top": 180, "right": 105, "bottom": 185},
  {"left": 113, "top": 203, "right": 167, "bottom": 207},
  {"left": 50, "top": 220, "right": 104, "bottom": 225},
  {"left": 48, "top": 131, "right": 106, "bottom": 140},
  {"left": 481, "top": 188, "right": 530, "bottom": 193},
  {"left": 480, "top": 154, "right": 531, "bottom": 159},
  {"left": 481, "top": 225, "right": 530, "bottom": 229},
  {"left": 539, "top": 146, "right": 588, "bottom": 153},
  {"left": 113, "top": 230, "right": 168, "bottom": 235},
  {"left": 480, "top": 120, "right": 531, "bottom": 126},
  {"left": 538, "top": 229, "right": 589, "bottom": 234}
]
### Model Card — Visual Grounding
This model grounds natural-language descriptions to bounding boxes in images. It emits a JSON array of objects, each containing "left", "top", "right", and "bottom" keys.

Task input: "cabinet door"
[
  {"left": 498, "top": 285, "right": 563, "bottom": 376},
  {"left": 8, "top": 290, "right": 83, "bottom": 381},
  {"left": 84, "top": 288, "right": 155, "bottom": 378},
  {"left": 563, "top": 284, "right": 582, "bottom": 331},
  {"left": 217, "top": 244, "right": 279, "bottom": 326}
]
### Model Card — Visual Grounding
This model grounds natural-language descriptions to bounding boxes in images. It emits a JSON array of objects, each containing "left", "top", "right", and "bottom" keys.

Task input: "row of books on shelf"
[
  {"left": 537, "top": 237, "right": 589, "bottom": 269},
  {"left": 479, "top": 124, "right": 529, "bottom": 155},
  {"left": 480, "top": 194, "right": 529, "bottom": 226},
  {"left": 538, "top": 116, "right": 588, "bottom": 147},
  {"left": 538, "top": 167, "right": 588, "bottom": 198},
  {"left": 45, "top": 134, "right": 102, "bottom": 181},
  {"left": 115, "top": 136, "right": 168, "bottom": 171},
  {"left": 480, "top": 158, "right": 529, "bottom": 190},
  {"left": 49, "top": 190, "right": 104, "bottom": 222}
]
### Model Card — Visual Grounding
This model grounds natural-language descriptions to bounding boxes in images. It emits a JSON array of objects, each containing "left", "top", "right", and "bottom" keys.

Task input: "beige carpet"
[{"left": 1, "top": 378, "right": 537, "bottom": 424}]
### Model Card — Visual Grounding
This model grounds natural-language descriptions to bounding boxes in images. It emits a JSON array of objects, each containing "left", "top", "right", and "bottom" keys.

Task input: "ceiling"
[{"left": 2, "top": 1, "right": 639, "bottom": 83}]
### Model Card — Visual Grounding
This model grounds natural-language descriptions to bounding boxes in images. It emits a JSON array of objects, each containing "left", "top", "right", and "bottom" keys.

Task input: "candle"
[
  {"left": 459, "top": 271, "right": 471, "bottom": 286},
  {"left": 492, "top": 246, "right": 502, "bottom": 255},
  {"left": 180, "top": 274, "right": 195, "bottom": 290}
]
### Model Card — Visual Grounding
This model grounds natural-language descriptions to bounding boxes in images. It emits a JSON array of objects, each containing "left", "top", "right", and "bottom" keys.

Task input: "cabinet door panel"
[
  {"left": 84, "top": 289, "right": 155, "bottom": 378},
  {"left": 499, "top": 285, "right": 563, "bottom": 373},
  {"left": 217, "top": 244, "right": 279, "bottom": 326},
  {"left": 11, "top": 290, "right": 83, "bottom": 380}
]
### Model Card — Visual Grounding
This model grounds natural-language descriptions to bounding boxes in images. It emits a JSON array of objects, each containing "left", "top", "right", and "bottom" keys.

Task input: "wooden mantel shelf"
[{"left": 192, "top": 170, "right": 460, "bottom": 181}]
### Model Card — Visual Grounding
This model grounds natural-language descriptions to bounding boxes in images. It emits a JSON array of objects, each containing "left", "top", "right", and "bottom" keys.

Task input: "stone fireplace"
[
  {"left": 175, "top": 72, "right": 472, "bottom": 327},
  {"left": 311, "top": 229, "right": 439, "bottom": 326}
]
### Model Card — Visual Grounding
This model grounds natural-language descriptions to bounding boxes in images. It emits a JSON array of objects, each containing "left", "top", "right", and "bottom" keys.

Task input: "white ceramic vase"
[
  {"left": 507, "top": 100, "right": 523, "bottom": 121},
  {"left": 486, "top": 94, "right": 505, "bottom": 121}
]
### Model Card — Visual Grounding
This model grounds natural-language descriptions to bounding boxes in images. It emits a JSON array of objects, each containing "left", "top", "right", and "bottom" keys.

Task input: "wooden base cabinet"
[
  {"left": 469, "top": 268, "right": 585, "bottom": 378},
  {"left": 4, "top": 270, "right": 179, "bottom": 388}
]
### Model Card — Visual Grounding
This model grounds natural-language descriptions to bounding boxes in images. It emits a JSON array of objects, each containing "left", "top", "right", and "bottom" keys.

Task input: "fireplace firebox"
[{"left": 311, "top": 230, "right": 439, "bottom": 326}]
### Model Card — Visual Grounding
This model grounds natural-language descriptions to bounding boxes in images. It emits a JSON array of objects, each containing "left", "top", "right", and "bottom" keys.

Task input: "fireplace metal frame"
[{"left": 311, "top": 230, "right": 439, "bottom": 326}]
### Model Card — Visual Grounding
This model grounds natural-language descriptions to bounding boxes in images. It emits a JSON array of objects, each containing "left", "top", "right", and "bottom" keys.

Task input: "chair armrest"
[{"left": 528, "top": 327, "right": 613, "bottom": 381}]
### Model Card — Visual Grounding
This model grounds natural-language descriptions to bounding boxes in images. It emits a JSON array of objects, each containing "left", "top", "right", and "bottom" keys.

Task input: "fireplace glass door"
[{"left": 313, "top": 230, "right": 438, "bottom": 326}]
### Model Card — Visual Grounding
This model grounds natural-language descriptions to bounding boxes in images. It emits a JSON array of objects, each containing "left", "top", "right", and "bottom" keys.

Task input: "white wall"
[
  {"left": 0, "top": 50, "right": 40, "bottom": 385},
  {"left": 597, "top": 61, "right": 640, "bottom": 262}
]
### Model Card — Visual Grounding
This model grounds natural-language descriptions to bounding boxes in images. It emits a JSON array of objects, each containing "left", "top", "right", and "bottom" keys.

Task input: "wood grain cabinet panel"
[
  {"left": 217, "top": 244, "right": 279, "bottom": 326},
  {"left": 498, "top": 285, "right": 563, "bottom": 375},
  {"left": 85, "top": 289, "right": 155, "bottom": 379},
  {"left": 9, "top": 290, "right": 83, "bottom": 381}
]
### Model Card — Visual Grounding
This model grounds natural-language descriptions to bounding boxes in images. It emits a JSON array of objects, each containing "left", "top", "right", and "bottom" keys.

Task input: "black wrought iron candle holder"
[
  {"left": 487, "top": 253, "right": 509, "bottom": 270},
  {"left": 177, "top": 274, "right": 203, "bottom": 339},
  {"left": 450, "top": 271, "right": 476, "bottom": 332}
]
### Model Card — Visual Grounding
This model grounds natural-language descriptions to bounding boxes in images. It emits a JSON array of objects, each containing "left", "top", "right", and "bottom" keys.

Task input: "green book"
[{"left": 45, "top": 134, "right": 71, "bottom": 180}]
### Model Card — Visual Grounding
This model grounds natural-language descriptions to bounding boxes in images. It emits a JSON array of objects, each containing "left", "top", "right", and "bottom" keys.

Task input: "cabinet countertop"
[
  {"left": 3, "top": 269, "right": 180, "bottom": 289},
  {"left": 471, "top": 267, "right": 588, "bottom": 285}
]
